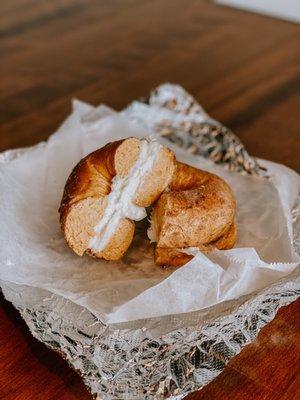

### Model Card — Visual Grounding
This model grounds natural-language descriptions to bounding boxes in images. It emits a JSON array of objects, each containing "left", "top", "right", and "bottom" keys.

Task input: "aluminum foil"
[
  {"left": 2, "top": 265, "right": 299, "bottom": 400},
  {"left": 1, "top": 84, "right": 299, "bottom": 400},
  {"left": 125, "top": 83, "right": 269, "bottom": 177}
]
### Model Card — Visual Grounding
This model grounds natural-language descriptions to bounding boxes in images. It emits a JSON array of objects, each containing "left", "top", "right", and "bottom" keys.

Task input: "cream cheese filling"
[
  {"left": 147, "top": 210, "right": 158, "bottom": 243},
  {"left": 88, "top": 139, "right": 161, "bottom": 253}
]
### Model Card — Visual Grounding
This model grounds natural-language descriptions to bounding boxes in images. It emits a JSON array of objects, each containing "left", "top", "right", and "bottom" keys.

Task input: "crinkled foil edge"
[
  {"left": 1, "top": 84, "right": 299, "bottom": 400},
  {"left": 2, "top": 268, "right": 299, "bottom": 400},
  {"left": 124, "top": 83, "right": 269, "bottom": 178}
]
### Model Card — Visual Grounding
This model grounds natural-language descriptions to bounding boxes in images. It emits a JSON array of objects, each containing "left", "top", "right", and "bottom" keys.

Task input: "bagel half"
[
  {"left": 148, "top": 162, "right": 237, "bottom": 266},
  {"left": 59, "top": 138, "right": 175, "bottom": 260}
]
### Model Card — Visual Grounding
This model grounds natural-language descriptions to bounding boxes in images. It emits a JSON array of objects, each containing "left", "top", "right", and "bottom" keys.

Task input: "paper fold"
[{"left": 0, "top": 100, "right": 299, "bottom": 324}]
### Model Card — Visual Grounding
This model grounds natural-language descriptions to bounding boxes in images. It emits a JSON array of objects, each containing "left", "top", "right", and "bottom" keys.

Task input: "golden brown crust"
[
  {"left": 152, "top": 162, "right": 237, "bottom": 266},
  {"left": 59, "top": 138, "right": 176, "bottom": 260},
  {"left": 154, "top": 247, "right": 193, "bottom": 267},
  {"left": 213, "top": 221, "right": 237, "bottom": 250},
  {"left": 59, "top": 140, "right": 126, "bottom": 258},
  {"left": 154, "top": 222, "right": 237, "bottom": 266},
  {"left": 59, "top": 140, "right": 122, "bottom": 220},
  {"left": 60, "top": 137, "right": 236, "bottom": 265}
]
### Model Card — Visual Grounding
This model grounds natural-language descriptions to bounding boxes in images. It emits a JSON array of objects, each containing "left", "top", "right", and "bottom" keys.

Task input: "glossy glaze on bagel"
[
  {"left": 148, "top": 162, "right": 237, "bottom": 266},
  {"left": 59, "top": 138, "right": 175, "bottom": 260},
  {"left": 60, "top": 138, "right": 237, "bottom": 266}
]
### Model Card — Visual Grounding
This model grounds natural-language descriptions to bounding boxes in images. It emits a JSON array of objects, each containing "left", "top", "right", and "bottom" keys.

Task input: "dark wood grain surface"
[{"left": 0, "top": 1, "right": 299, "bottom": 399}]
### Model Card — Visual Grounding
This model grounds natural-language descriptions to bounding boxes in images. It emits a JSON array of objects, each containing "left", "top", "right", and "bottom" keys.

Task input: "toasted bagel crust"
[
  {"left": 151, "top": 162, "right": 237, "bottom": 266},
  {"left": 60, "top": 138, "right": 237, "bottom": 265},
  {"left": 154, "top": 222, "right": 237, "bottom": 266},
  {"left": 59, "top": 138, "right": 175, "bottom": 260}
]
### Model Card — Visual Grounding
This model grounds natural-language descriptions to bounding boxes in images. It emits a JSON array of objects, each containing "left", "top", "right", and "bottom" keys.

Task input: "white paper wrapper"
[
  {"left": 0, "top": 100, "right": 299, "bottom": 326},
  {"left": 1, "top": 84, "right": 300, "bottom": 400}
]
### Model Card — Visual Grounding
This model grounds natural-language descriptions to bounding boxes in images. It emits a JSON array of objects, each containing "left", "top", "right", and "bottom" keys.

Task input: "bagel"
[
  {"left": 148, "top": 162, "right": 237, "bottom": 266},
  {"left": 59, "top": 138, "right": 175, "bottom": 260},
  {"left": 59, "top": 138, "right": 237, "bottom": 266}
]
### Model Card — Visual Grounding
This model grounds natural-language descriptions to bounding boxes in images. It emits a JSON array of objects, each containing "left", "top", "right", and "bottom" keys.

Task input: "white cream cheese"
[
  {"left": 88, "top": 139, "right": 161, "bottom": 253},
  {"left": 147, "top": 210, "right": 158, "bottom": 243}
]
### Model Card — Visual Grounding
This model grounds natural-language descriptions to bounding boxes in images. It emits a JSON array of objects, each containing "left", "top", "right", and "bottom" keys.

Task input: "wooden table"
[{"left": 0, "top": 1, "right": 299, "bottom": 399}]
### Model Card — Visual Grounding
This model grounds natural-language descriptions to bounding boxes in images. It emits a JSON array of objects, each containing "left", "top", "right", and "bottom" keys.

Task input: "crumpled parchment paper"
[
  {"left": 0, "top": 92, "right": 299, "bottom": 326},
  {"left": 1, "top": 83, "right": 300, "bottom": 400}
]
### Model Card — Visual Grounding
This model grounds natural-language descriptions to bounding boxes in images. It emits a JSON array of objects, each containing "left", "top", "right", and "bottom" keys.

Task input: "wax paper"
[{"left": 0, "top": 94, "right": 299, "bottom": 325}]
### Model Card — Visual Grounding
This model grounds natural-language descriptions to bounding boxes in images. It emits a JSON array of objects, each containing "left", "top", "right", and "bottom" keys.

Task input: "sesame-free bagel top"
[{"left": 59, "top": 138, "right": 236, "bottom": 265}]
